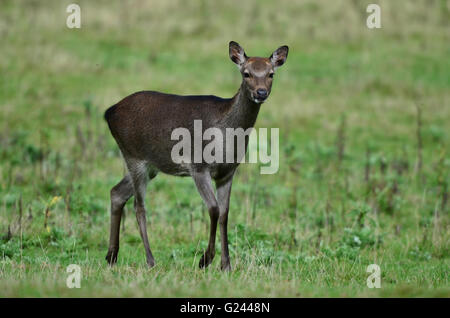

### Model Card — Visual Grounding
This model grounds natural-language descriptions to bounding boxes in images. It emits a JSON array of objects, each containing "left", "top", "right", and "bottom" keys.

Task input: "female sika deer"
[{"left": 104, "top": 41, "right": 288, "bottom": 270}]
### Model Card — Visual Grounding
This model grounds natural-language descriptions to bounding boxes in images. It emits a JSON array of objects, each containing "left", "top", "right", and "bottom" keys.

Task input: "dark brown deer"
[{"left": 104, "top": 41, "right": 288, "bottom": 270}]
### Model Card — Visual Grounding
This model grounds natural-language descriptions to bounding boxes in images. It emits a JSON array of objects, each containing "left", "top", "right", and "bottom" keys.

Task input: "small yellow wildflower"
[{"left": 49, "top": 196, "right": 62, "bottom": 207}]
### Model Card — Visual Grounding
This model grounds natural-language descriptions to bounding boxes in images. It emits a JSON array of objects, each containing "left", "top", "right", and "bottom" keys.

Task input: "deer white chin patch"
[{"left": 253, "top": 98, "right": 266, "bottom": 104}]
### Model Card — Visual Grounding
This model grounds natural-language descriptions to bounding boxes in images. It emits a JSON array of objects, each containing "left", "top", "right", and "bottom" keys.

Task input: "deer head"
[{"left": 229, "top": 41, "right": 289, "bottom": 104}]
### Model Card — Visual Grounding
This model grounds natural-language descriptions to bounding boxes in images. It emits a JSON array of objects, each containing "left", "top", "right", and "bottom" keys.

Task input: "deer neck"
[{"left": 221, "top": 83, "right": 261, "bottom": 130}]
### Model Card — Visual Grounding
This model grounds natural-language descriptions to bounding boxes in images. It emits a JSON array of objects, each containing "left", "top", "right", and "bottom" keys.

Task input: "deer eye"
[
  {"left": 243, "top": 72, "right": 250, "bottom": 78},
  {"left": 269, "top": 73, "right": 274, "bottom": 78}
]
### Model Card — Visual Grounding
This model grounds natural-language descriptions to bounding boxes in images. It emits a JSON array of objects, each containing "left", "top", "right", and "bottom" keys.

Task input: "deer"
[{"left": 104, "top": 41, "right": 288, "bottom": 271}]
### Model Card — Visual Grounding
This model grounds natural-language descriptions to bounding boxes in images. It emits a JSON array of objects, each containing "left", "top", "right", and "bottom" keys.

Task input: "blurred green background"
[{"left": 0, "top": 0, "right": 449, "bottom": 297}]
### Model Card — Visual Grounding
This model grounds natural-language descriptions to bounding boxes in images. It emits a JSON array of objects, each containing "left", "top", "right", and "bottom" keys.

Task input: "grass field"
[{"left": 0, "top": 0, "right": 449, "bottom": 297}]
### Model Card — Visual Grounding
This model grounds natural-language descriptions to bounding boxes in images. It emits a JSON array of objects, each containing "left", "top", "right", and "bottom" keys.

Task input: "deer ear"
[
  {"left": 270, "top": 45, "right": 289, "bottom": 69},
  {"left": 229, "top": 41, "right": 247, "bottom": 67}
]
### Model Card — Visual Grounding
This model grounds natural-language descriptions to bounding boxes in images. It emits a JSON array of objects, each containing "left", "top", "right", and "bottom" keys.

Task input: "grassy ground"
[{"left": 0, "top": 0, "right": 449, "bottom": 297}]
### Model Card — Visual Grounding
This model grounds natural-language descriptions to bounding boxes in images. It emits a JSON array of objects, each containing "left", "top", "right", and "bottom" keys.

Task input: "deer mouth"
[
  {"left": 252, "top": 94, "right": 268, "bottom": 104},
  {"left": 252, "top": 89, "right": 269, "bottom": 103}
]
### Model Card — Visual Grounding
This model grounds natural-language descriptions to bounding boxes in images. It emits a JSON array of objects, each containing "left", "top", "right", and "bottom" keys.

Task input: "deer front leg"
[
  {"left": 216, "top": 174, "right": 234, "bottom": 271},
  {"left": 192, "top": 170, "right": 219, "bottom": 269}
]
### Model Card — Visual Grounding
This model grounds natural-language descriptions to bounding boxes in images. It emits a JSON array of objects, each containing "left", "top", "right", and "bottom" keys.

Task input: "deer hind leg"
[
  {"left": 106, "top": 174, "right": 134, "bottom": 265},
  {"left": 192, "top": 170, "right": 219, "bottom": 269},
  {"left": 127, "top": 159, "right": 157, "bottom": 267}
]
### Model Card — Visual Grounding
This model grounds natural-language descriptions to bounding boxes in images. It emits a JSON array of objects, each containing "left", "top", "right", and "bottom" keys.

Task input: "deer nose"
[{"left": 256, "top": 88, "right": 268, "bottom": 99}]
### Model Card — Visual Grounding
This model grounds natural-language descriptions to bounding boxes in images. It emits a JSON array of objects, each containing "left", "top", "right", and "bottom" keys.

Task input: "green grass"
[{"left": 0, "top": 0, "right": 449, "bottom": 297}]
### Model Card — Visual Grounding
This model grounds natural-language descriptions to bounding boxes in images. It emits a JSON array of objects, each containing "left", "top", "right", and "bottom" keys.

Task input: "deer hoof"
[
  {"left": 199, "top": 251, "right": 215, "bottom": 269},
  {"left": 105, "top": 249, "right": 119, "bottom": 265},
  {"left": 221, "top": 261, "right": 231, "bottom": 272},
  {"left": 146, "top": 258, "right": 156, "bottom": 268}
]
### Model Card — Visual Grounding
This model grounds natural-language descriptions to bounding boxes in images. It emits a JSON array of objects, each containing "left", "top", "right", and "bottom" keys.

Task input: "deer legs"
[
  {"left": 193, "top": 171, "right": 219, "bottom": 268},
  {"left": 106, "top": 174, "right": 133, "bottom": 265},
  {"left": 216, "top": 175, "right": 233, "bottom": 271},
  {"left": 193, "top": 171, "right": 233, "bottom": 270},
  {"left": 106, "top": 160, "right": 157, "bottom": 268},
  {"left": 129, "top": 162, "right": 156, "bottom": 267},
  {"left": 107, "top": 166, "right": 233, "bottom": 270}
]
